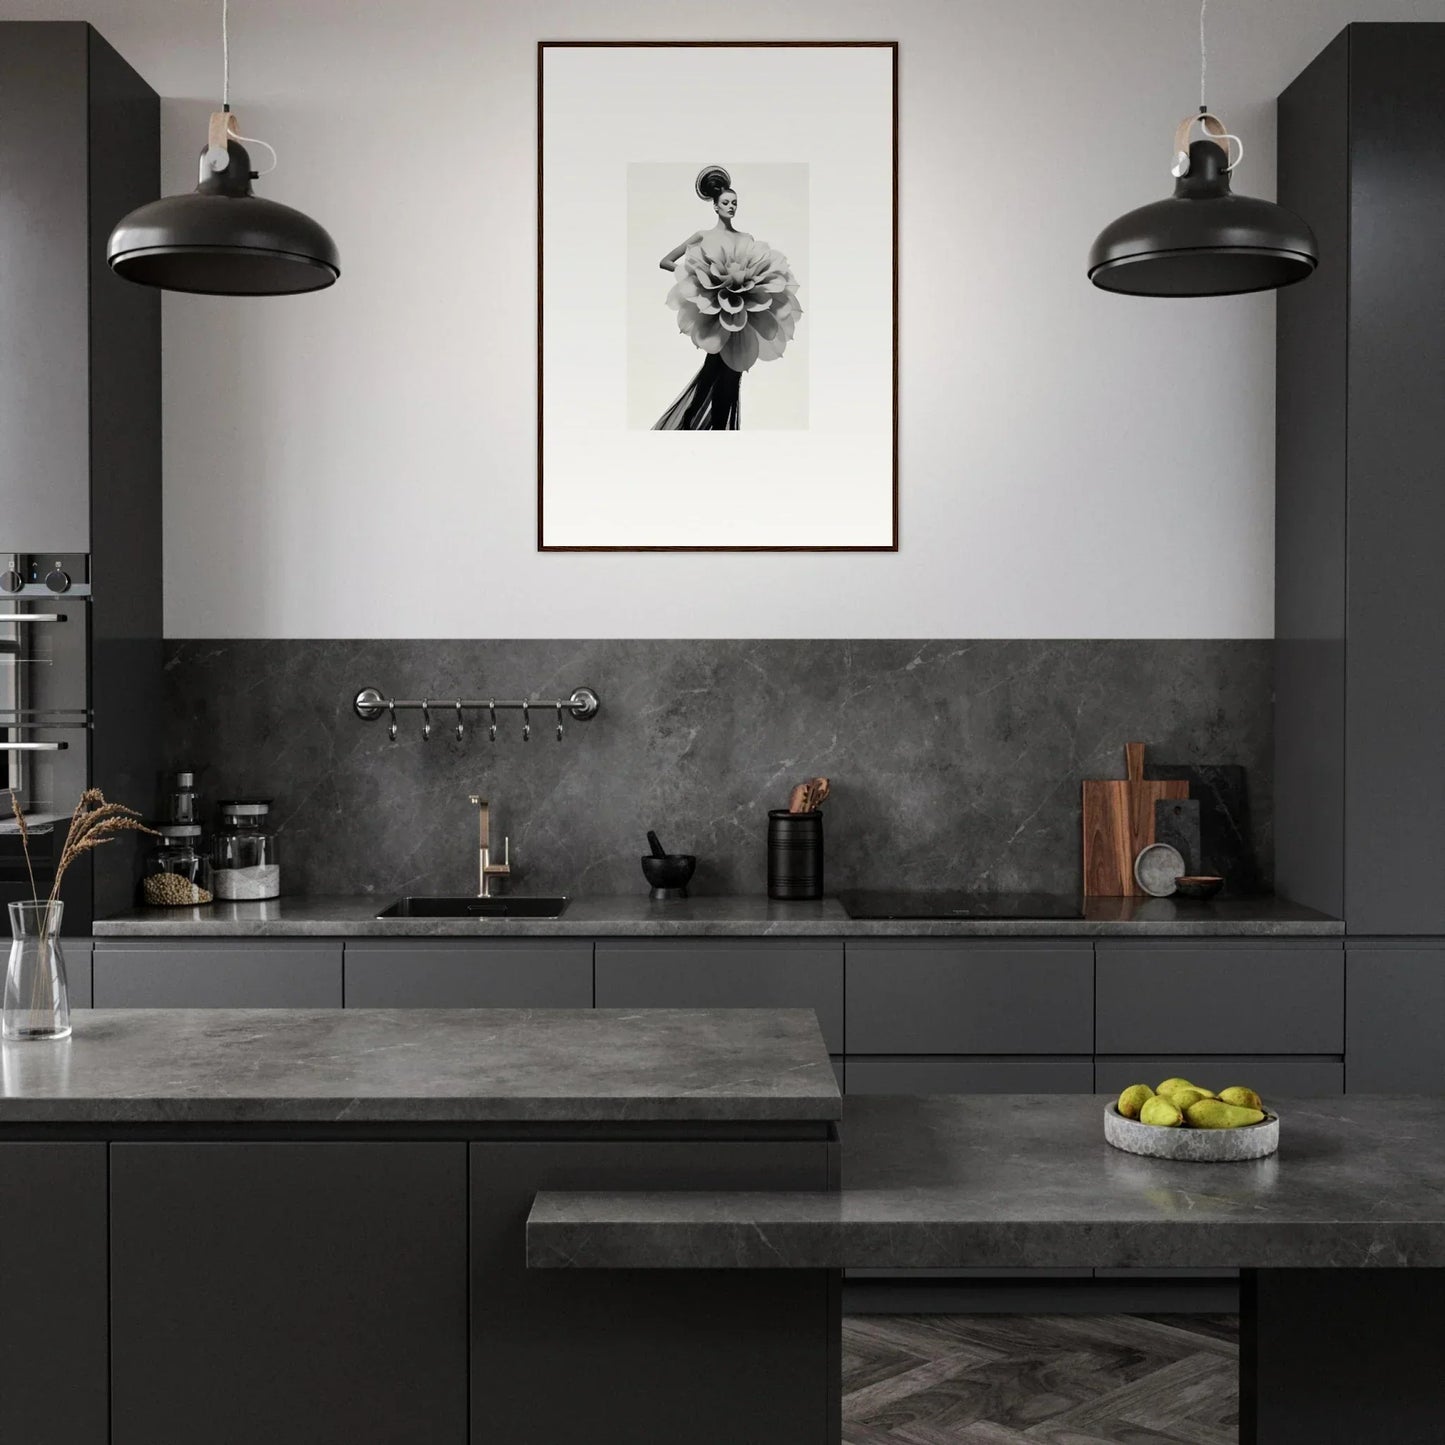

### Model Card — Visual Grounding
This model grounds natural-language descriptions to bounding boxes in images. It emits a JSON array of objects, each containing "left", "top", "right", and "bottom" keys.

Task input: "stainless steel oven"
[{"left": 0, "top": 555, "right": 91, "bottom": 913}]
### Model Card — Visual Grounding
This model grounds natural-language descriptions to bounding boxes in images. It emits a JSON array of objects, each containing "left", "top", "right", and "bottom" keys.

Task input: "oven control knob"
[
  {"left": 0, "top": 570, "right": 22, "bottom": 594},
  {"left": 44, "top": 568, "right": 71, "bottom": 594}
]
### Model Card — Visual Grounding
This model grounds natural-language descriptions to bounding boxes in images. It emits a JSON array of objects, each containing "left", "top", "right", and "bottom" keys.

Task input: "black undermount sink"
[{"left": 376, "top": 896, "right": 569, "bottom": 919}]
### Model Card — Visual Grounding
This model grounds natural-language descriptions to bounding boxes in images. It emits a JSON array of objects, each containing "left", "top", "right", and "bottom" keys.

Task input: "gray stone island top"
[
  {"left": 92, "top": 893, "right": 1343, "bottom": 938},
  {"left": 528, "top": 1093, "right": 1445, "bottom": 1271},
  {"left": 0, "top": 1008, "right": 840, "bottom": 1125}
]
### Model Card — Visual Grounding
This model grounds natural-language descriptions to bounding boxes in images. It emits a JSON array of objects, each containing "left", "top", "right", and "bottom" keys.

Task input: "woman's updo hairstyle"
[{"left": 695, "top": 165, "right": 733, "bottom": 202}]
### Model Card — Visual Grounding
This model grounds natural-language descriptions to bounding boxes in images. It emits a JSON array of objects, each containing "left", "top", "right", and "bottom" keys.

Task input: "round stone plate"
[
  {"left": 1134, "top": 842, "right": 1186, "bottom": 897},
  {"left": 1104, "top": 1103, "right": 1279, "bottom": 1162}
]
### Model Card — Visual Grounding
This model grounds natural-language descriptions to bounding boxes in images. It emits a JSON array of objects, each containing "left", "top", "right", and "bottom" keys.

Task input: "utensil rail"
[{"left": 352, "top": 685, "right": 600, "bottom": 742}]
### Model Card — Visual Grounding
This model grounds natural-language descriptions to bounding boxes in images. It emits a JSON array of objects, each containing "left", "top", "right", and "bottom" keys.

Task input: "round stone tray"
[{"left": 1104, "top": 1103, "right": 1279, "bottom": 1162}]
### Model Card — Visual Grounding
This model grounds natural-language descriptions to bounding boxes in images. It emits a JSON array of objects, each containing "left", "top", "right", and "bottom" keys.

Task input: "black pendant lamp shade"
[
  {"left": 108, "top": 135, "right": 339, "bottom": 296},
  {"left": 1089, "top": 137, "right": 1316, "bottom": 297}
]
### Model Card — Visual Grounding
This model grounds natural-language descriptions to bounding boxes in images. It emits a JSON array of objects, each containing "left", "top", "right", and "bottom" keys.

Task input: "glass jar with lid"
[
  {"left": 160, "top": 770, "right": 200, "bottom": 825},
  {"left": 211, "top": 799, "right": 281, "bottom": 901},
  {"left": 141, "top": 825, "right": 214, "bottom": 907}
]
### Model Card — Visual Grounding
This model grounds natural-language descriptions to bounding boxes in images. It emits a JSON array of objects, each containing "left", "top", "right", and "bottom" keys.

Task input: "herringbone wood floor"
[{"left": 842, "top": 1314, "right": 1239, "bottom": 1444}]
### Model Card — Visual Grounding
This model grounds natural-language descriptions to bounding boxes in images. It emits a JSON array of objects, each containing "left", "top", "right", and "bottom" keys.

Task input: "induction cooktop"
[{"left": 836, "top": 891, "right": 1084, "bottom": 921}]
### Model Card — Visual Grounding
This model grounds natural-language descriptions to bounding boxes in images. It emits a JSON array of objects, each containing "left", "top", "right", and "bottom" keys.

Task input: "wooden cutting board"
[{"left": 1082, "top": 743, "right": 1189, "bottom": 896}]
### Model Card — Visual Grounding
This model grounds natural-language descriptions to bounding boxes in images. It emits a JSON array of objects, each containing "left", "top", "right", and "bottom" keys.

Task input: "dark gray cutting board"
[
  {"left": 1144, "top": 764, "right": 1260, "bottom": 895},
  {"left": 1154, "top": 797, "right": 1202, "bottom": 876}
]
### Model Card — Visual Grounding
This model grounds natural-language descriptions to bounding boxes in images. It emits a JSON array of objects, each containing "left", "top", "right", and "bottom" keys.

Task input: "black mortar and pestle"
[{"left": 641, "top": 830, "right": 696, "bottom": 901}]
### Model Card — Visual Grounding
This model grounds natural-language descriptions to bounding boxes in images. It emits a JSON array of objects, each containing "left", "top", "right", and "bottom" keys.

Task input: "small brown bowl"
[{"left": 1173, "top": 875, "right": 1225, "bottom": 901}]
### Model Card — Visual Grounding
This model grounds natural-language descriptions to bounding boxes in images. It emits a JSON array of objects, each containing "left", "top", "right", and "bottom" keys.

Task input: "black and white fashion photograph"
[
  {"left": 634, "top": 163, "right": 807, "bottom": 432},
  {"left": 539, "top": 41, "right": 896, "bottom": 549}
]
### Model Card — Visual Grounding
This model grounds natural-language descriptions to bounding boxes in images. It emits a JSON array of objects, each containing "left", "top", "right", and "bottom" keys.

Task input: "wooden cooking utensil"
[
  {"left": 787, "top": 777, "right": 831, "bottom": 813},
  {"left": 1082, "top": 742, "right": 1188, "bottom": 896}
]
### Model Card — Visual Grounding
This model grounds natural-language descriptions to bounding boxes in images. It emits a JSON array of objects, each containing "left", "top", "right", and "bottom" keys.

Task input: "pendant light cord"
[
  {"left": 1199, "top": 0, "right": 1208, "bottom": 111},
  {"left": 206, "top": 0, "right": 278, "bottom": 176}
]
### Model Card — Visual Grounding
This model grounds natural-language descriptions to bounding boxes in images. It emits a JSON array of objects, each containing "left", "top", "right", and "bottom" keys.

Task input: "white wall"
[{"left": 5, "top": 0, "right": 1441, "bottom": 638}]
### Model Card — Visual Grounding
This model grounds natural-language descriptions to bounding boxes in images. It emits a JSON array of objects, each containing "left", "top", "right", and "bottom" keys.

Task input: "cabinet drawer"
[
  {"left": 846, "top": 941, "right": 1093, "bottom": 1055},
  {"left": 344, "top": 940, "right": 592, "bottom": 1009},
  {"left": 93, "top": 941, "right": 342, "bottom": 1008},
  {"left": 64, "top": 938, "right": 92, "bottom": 1008},
  {"left": 1095, "top": 1056, "right": 1344, "bottom": 1097},
  {"left": 846, "top": 1057, "right": 1094, "bottom": 1095},
  {"left": 1347, "top": 946, "right": 1445, "bottom": 1092},
  {"left": 594, "top": 941, "right": 843, "bottom": 1053},
  {"left": 1095, "top": 943, "right": 1343, "bottom": 1054}
]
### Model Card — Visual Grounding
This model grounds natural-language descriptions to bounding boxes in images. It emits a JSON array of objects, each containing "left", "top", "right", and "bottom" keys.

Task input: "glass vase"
[{"left": 4, "top": 901, "right": 71, "bottom": 1042}]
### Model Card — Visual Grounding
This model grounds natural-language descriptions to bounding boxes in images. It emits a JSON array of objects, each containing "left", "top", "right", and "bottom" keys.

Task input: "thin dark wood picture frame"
[{"left": 537, "top": 39, "right": 899, "bottom": 552}]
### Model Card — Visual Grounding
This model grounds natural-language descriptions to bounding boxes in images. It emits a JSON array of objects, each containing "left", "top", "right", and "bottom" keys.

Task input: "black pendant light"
[
  {"left": 1088, "top": 0, "right": 1316, "bottom": 297},
  {"left": 107, "top": 0, "right": 338, "bottom": 296}
]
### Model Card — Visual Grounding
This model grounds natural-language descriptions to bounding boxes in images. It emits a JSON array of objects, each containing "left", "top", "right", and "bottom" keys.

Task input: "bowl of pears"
[{"left": 1105, "top": 1078, "right": 1279, "bottom": 1161}]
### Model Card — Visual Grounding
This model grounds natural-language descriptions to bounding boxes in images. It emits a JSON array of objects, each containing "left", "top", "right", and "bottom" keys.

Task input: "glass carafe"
[{"left": 4, "top": 901, "right": 71, "bottom": 1041}]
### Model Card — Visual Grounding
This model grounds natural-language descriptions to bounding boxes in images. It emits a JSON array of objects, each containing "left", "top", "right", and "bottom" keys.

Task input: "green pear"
[
  {"left": 1218, "top": 1086, "right": 1264, "bottom": 1112},
  {"left": 1156, "top": 1077, "right": 1196, "bottom": 1095},
  {"left": 1140, "top": 1096, "right": 1184, "bottom": 1127},
  {"left": 1117, "top": 1084, "right": 1154, "bottom": 1119},
  {"left": 1161, "top": 1086, "right": 1211, "bottom": 1111},
  {"left": 1185, "top": 1099, "right": 1266, "bottom": 1129}
]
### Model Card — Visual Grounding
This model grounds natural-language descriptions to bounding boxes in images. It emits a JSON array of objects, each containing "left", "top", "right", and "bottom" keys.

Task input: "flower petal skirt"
[{"left": 653, "top": 352, "right": 741, "bottom": 431}]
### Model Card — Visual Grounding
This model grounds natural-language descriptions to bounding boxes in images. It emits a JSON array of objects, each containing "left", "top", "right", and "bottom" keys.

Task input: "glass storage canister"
[
  {"left": 160, "top": 769, "right": 200, "bottom": 824},
  {"left": 142, "top": 824, "right": 214, "bottom": 906},
  {"left": 211, "top": 799, "right": 281, "bottom": 901}
]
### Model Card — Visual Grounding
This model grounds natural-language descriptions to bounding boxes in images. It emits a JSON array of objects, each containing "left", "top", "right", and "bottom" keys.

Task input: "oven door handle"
[
  {"left": 0, "top": 614, "right": 67, "bottom": 625},
  {"left": 0, "top": 741, "right": 68, "bottom": 751}
]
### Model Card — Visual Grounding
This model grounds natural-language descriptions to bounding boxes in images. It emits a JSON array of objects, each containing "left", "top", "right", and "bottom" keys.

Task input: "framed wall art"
[{"left": 538, "top": 41, "right": 898, "bottom": 551}]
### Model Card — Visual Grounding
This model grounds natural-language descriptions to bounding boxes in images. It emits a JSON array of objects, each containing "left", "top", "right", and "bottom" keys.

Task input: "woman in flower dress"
[{"left": 653, "top": 166, "right": 802, "bottom": 431}]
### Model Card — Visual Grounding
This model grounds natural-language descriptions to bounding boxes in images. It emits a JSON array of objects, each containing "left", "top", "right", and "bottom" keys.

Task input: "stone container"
[{"left": 1104, "top": 1103, "right": 1280, "bottom": 1161}]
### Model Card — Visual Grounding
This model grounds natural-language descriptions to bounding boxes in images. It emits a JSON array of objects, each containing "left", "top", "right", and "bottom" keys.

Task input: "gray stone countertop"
[
  {"left": 528, "top": 1093, "right": 1445, "bottom": 1270},
  {"left": 0, "top": 1008, "right": 839, "bottom": 1125},
  {"left": 91, "top": 893, "right": 1343, "bottom": 938}
]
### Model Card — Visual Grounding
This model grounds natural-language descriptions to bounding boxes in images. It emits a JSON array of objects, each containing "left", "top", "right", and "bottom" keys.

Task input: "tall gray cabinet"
[
  {"left": 0, "top": 23, "right": 162, "bottom": 925},
  {"left": 1276, "top": 23, "right": 1445, "bottom": 1089}
]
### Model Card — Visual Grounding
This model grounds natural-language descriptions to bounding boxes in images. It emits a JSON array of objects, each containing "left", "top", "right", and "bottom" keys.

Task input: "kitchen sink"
[{"left": 376, "top": 896, "right": 569, "bottom": 919}]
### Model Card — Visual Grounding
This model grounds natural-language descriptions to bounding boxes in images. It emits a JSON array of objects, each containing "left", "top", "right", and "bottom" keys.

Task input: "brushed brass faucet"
[{"left": 467, "top": 795, "right": 511, "bottom": 897}]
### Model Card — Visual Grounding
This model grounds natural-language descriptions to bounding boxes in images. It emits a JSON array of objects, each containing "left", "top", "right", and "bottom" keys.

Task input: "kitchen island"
[
  {"left": 533, "top": 1093, "right": 1445, "bottom": 1445},
  {"left": 0, "top": 1007, "right": 841, "bottom": 1445}
]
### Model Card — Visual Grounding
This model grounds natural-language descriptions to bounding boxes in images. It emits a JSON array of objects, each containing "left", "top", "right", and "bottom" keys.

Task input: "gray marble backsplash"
[{"left": 160, "top": 640, "right": 1272, "bottom": 900}]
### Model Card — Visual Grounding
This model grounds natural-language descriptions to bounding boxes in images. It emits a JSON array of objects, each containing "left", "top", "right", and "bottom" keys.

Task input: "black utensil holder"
[{"left": 768, "top": 809, "right": 823, "bottom": 900}]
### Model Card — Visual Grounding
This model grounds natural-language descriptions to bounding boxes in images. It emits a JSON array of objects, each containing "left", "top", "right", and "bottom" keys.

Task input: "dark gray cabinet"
[
  {"left": 471, "top": 1139, "right": 835, "bottom": 1444},
  {"left": 0, "top": 1144, "right": 107, "bottom": 1444},
  {"left": 1346, "top": 944, "right": 1445, "bottom": 1092},
  {"left": 1095, "top": 1056, "right": 1344, "bottom": 1097},
  {"left": 0, "top": 22, "right": 161, "bottom": 929},
  {"left": 1095, "top": 942, "right": 1343, "bottom": 1055},
  {"left": 847, "top": 1057, "right": 1093, "bottom": 1094},
  {"left": 65, "top": 938, "right": 93, "bottom": 1008},
  {"left": 595, "top": 940, "right": 844, "bottom": 1052},
  {"left": 93, "top": 940, "right": 343, "bottom": 1007},
  {"left": 1278, "top": 25, "right": 1445, "bottom": 934},
  {"left": 344, "top": 939, "right": 592, "bottom": 1008},
  {"left": 0, "top": 24, "right": 98, "bottom": 548},
  {"left": 87, "top": 931, "right": 1352, "bottom": 1094},
  {"left": 0, "top": 21, "right": 157, "bottom": 549},
  {"left": 110, "top": 1142, "right": 468, "bottom": 1445},
  {"left": 846, "top": 940, "right": 1093, "bottom": 1055}
]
